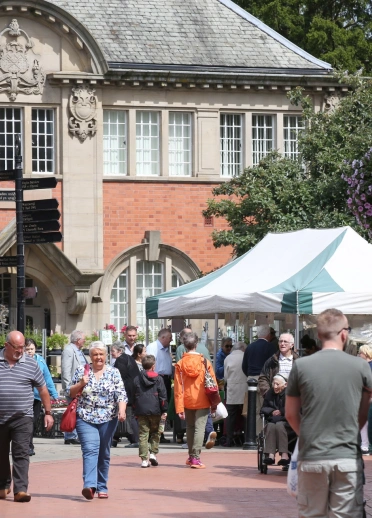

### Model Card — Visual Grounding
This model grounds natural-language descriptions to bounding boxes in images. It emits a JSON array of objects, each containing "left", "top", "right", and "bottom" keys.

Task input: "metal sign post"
[{"left": 15, "top": 135, "right": 25, "bottom": 334}]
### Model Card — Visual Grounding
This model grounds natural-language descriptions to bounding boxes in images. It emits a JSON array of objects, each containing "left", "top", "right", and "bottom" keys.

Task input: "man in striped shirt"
[{"left": 0, "top": 331, "right": 54, "bottom": 503}]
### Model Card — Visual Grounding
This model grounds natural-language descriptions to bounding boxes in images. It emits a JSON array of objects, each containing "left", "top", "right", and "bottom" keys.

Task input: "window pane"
[
  {"left": 252, "top": 115, "right": 275, "bottom": 166},
  {"left": 283, "top": 115, "right": 304, "bottom": 161},
  {"left": 0, "top": 108, "right": 23, "bottom": 171},
  {"left": 136, "top": 111, "right": 159, "bottom": 176},
  {"left": 110, "top": 270, "right": 128, "bottom": 331},
  {"left": 103, "top": 110, "right": 127, "bottom": 176},
  {"left": 220, "top": 113, "right": 243, "bottom": 177},
  {"left": 32, "top": 109, "right": 54, "bottom": 174},
  {"left": 169, "top": 112, "right": 192, "bottom": 177}
]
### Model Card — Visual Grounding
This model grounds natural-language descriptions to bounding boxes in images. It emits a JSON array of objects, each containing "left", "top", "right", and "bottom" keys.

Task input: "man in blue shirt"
[{"left": 216, "top": 337, "right": 232, "bottom": 380}]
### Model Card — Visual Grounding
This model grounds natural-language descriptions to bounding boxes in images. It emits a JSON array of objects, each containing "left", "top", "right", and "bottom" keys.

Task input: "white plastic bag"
[
  {"left": 212, "top": 402, "right": 228, "bottom": 422},
  {"left": 287, "top": 439, "right": 299, "bottom": 497}
]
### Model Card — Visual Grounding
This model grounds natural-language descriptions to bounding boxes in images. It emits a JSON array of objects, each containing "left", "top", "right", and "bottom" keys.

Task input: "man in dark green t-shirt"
[{"left": 286, "top": 308, "right": 372, "bottom": 518}]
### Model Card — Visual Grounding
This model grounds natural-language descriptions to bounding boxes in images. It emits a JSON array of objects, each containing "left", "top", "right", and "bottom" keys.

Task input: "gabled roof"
[{"left": 48, "top": 0, "right": 331, "bottom": 73}]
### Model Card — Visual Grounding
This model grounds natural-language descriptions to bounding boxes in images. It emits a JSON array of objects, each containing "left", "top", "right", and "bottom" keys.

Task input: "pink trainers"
[
  {"left": 185, "top": 457, "right": 192, "bottom": 466},
  {"left": 190, "top": 458, "right": 206, "bottom": 469}
]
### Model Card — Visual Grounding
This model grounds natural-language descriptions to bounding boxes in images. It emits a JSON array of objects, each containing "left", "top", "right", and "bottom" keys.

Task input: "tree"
[
  {"left": 234, "top": 0, "right": 372, "bottom": 73},
  {"left": 203, "top": 75, "right": 372, "bottom": 256}
]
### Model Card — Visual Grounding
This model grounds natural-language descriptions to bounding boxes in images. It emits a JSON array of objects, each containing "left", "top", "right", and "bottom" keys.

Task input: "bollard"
[{"left": 243, "top": 378, "right": 258, "bottom": 450}]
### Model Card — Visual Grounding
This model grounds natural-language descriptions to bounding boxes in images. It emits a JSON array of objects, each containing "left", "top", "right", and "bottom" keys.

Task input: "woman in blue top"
[
  {"left": 25, "top": 338, "right": 59, "bottom": 456},
  {"left": 68, "top": 341, "right": 127, "bottom": 500}
]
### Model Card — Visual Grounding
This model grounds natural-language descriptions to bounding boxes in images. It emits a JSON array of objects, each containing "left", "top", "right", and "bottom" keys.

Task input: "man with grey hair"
[
  {"left": 175, "top": 328, "right": 211, "bottom": 362},
  {"left": 286, "top": 308, "right": 372, "bottom": 518},
  {"left": 258, "top": 333, "right": 299, "bottom": 397},
  {"left": 61, "top": 330, "right": 88, "bottom": 444},
  {"left": 223, "top": 342, "right": 247, "bottom": 447}
]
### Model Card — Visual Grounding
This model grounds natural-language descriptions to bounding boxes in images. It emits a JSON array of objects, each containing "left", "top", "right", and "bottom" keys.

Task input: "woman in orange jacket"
[{"left": 174, "top": 332, "right": 217, "bottom": 469}]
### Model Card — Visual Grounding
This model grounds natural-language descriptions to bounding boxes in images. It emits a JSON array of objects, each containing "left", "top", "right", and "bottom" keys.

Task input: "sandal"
[{"left": 98, "top": 492, "right": 109, "bottom": 499}]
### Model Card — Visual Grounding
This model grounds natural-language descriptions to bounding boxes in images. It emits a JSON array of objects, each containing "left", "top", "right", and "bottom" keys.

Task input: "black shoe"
[
  {"left": 64, "top": 439, "right": 80, "bottom": 445},
  {"left": 278, "top": 458, "right": 290, "bottom": 466},
  {"left": 111, "top": 440, "right": 118, "bottom": 448},
  {"left": 263, "top": 457, "right": 275, "bottom": 465},
  {"left": 160, "top": 435, "right": 170, "bottom": 444},
  {"left": 29, "top": 449, "right": 35, "bottom": 456}
]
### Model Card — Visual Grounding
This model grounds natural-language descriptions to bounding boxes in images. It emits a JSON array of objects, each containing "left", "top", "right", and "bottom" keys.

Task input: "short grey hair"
[
  {"left": 279, "top": 332, "right": 294, "bottom": 344},
  {"left": 183, "top": 332, "right": 198, "bottom": 350},
  {"left": 257, "top": 325, "right": 271, "bottom": 338},
  {"left": 70, "top": 330, "right": 84, "bottom": 344},
  {"left": 232, "top": 341, "right": 246, "bottom": 352},
  {"left": 158, "top": 328, "right": 172, "bottom": 338},
  {"left": 111, "top": 341, "right": 124, "bottom": 353},
  {"left": 89, "top": 341, "right": 107, "bottom": 354},
  {"left": 221, "top": 337, "right": 232, "bottom": 347}
]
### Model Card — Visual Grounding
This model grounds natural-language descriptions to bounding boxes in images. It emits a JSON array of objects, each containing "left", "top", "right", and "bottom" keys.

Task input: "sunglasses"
[{"left": 337, "top": 326, "right": 351, "bottom": 335}]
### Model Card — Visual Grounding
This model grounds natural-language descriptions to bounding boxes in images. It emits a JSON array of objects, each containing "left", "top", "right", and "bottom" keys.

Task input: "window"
[
  {"left": 136, "top": 111, "right": 160, "bottom": 176},
  {"left": 220, "top": 114, "right": 243, "bottom": 177},
  {"left": 169, "top": 112, "right": 192, "bottom": 176},
  {"left": 110, "top": 269, "right": 128, "bottom": 332},
  {"left": 103, "top": 110, "right": 127, "bottom": 175},
  {"left": 284, "top": 115, "right": 304, "bottom": 160},
  {"left": 0, "top": 108, "right": 22, "bottom": 171},
  {"left": 32, "top": 109, "right": 54, "bottom": 174},
  {"left": 0, "top": 273, "right": 11, "bottom": 306},
  {"left": 252, "top": 115, "right": 275, "bottom": 166},
  {"left": 136, "top": 261, "right": 163, "bottom": 332},
  {"left": 172, "top": 270, "right": 184, "bottom": 288}
]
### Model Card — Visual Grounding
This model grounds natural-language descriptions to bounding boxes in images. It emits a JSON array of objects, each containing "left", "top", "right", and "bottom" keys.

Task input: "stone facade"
[{"left": 0, "top": 1, "right": 345, "bottom": 336}]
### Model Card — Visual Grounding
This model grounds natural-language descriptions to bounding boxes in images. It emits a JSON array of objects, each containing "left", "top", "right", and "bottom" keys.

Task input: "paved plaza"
[{"left": 2, "top": 434, "right": 372, "bottom": 518}]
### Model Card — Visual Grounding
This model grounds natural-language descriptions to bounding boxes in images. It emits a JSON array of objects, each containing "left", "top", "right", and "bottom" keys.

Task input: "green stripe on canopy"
[{"left": 266, "top": 229, "right": 346, "bottom": 313}]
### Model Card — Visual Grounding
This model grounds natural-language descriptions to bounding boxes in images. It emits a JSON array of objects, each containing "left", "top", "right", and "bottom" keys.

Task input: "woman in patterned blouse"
[{"left": 68, "top": 341, "right": 127, "bottom": 500}]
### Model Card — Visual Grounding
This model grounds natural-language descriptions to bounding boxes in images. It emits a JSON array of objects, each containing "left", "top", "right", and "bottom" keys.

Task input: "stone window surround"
[{"left": 102, "top": 107, "right": 303, "bottom": 179}]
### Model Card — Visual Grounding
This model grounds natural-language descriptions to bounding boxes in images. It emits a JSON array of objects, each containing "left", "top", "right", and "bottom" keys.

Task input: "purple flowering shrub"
[{"left": 343, "top": 148, "right": 372, "bottom": 236}]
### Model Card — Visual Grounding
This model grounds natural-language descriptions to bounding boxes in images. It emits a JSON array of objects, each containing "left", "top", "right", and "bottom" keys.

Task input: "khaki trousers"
[
  {"left": 297, "top": 458, "right": 364, "bottom": 518},
  {"left": 263, "top": 421, "right": 289, "bottom": 454}
]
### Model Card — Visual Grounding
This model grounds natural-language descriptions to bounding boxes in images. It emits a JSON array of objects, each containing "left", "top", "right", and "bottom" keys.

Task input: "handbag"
[
  {"left": 287, "top": 438, "right": 299, "bottom": 497},
  {"left": 60, "top": 363, "right": 90, "bottom": 433},
  {"left": 203, "top": 358, "right": 221, "bottom": 409}
]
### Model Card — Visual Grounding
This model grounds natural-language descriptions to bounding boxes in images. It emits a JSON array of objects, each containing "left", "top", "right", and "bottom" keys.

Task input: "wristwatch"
[{"left": 45, "top": 410, "right": 54, "bottom": 416}]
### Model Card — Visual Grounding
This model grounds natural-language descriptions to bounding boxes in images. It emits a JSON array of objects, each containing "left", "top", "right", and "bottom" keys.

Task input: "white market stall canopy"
[{"left": 146, "top": 226, "right": 372, "bottom": 319}]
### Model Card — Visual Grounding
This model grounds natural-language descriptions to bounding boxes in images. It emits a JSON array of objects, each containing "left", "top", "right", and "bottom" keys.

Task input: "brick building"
[{"left": 0, "top": 0, "right": 341, "bottom": 335}]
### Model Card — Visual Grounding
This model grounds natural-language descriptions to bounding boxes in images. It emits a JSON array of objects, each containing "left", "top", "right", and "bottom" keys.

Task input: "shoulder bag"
[
  {"left": 60, "top": 363, "right": 90, "bottom": 433},
  {"left": 203, "top": 358, "right": 221, "bottom": 410}
]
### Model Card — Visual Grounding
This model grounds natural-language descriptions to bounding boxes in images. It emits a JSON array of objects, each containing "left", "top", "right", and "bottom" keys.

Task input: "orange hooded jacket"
[{"left": 174, "top": 353, "right": 217, "bottom": 413}]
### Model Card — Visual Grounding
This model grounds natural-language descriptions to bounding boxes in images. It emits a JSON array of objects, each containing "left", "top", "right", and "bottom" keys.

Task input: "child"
[{"left": 132, "top": 354, "right": 168, "bottom": 468}]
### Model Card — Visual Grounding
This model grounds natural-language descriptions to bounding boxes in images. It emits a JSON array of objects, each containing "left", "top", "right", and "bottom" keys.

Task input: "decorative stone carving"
[
  {"left": 324, "top": 94, "right": 340, "bottom": 113},
  {"left": 68, "top": 85, "right": 97, "bottom": 142},
  {"left": 67, "top": 289, "right": 89, "bottom": 315},
  {"left": 0, "top": 19, "right": 45, "bottom": 101}
]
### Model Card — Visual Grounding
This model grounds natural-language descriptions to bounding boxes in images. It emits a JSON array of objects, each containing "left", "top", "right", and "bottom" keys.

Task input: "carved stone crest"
[
  {"left": 68, "top": 86, "right": 97, "bottom": 142},
  {"left": 324, "top": 94, "right": 340, "bottom": 113},
  {"left": 0, "top": 19, "right": 45, "bottom": 101}
]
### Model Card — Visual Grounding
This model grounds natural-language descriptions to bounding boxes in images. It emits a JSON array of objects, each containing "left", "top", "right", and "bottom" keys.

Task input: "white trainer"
[
  {"left": 149, "top": 453, "right": 158, "bottom": 466},
  {"left": 205, "top": 431, "right": 217, "bottom": 449},
  {"left": 141, "top": 459, "right": 150, "bottom": 468}
]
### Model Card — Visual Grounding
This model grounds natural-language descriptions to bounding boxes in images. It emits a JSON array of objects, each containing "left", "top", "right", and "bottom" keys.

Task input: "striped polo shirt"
[{"left": 0, "top": 349, "right": 45, "bottom": 424}]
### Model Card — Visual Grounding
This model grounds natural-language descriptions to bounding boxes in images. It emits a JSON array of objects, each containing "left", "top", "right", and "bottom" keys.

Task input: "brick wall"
[{"left": 103, "top": 181, "right": 233, "bottom": 272}]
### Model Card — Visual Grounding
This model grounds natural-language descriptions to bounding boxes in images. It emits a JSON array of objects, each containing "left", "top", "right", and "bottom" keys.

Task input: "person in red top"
[{"left": 174, "top": 332, "right": 217, "bottom": 469}]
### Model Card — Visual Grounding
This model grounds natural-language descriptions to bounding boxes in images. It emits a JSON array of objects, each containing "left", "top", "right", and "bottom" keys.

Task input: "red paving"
[{"left": 1, "top": 451, "right": 372, "bottom": 518}]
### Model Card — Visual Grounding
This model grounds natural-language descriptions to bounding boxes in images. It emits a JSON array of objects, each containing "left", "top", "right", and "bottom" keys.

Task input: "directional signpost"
[
  {"left": 0, "top": 256, "right": 17, "bottom": 267},
  {"left": 0, "top": 136, "right": 62, "bottom": 333},
  {"left": 0, "top": 191, "right": 16, "bottom": 202}
]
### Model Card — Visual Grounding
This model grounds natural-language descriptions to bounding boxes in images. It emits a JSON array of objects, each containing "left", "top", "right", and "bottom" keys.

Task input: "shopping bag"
[
  {"left": 287, "top": 439, "right": 299, "bottom": 497},
  {"left": 212, "top": 402, "right": 228, "bottom": 422},
  {"left": 203, "top": 358, "right": 221, "bottom": 408}
]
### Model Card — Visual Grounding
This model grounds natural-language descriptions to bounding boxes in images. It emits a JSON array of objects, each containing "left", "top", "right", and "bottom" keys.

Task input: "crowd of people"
[{"left": 1, "top": 310, "right": 371, "bottom": 516}]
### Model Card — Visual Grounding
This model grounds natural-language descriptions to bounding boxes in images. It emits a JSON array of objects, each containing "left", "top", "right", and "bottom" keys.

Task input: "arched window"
[
  {"left": 136, "top": 261, "right": 163, "bottom": 335},
  {"left": 110, "top": 269, "right": 128, "bottom": 332}
]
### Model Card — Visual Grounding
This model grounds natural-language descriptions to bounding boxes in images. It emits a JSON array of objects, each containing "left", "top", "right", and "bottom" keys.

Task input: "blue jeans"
[
  {"left": 204, "top": 413, "right": 213, "bottom": 442},
  {"left": 75, "top": 416, "right": 118, "bottom": 492}
]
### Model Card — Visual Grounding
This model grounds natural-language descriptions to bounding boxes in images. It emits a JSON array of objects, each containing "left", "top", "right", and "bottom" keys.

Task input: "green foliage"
[
  {"left": 46, "top": 333, "right": 69, "bottom": 351},
  {"left": 204, "top": 75, "right": 372, "bottom": 256},
  {"left": 24, "top": 327, "right": 43, "bottom": 348},
  {"left": 235, "top": 0, "right": 372, "bottom": 73}
]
